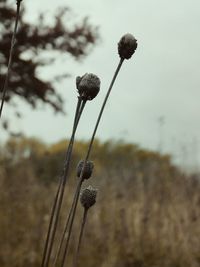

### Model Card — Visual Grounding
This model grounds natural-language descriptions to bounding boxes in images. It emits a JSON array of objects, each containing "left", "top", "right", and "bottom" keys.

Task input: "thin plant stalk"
[
  {"left": 0, "top": 0, "right": 22, "bottom": 118},
  {"left": 84, "top": 58, "right": 124, "bottom": 162},
  {"left": 53, "top": 196, "right": 74, "bottom": 266},
  {"left": 59, "top": 178, "right": 83, "bottom": 267},
  {"left": 41, "top": 96, "right": 82, "bottom": 267},
  {"left": 41, "top": 181, "right": 62, "bottom": 267},
  {"left": 44, "top": 99, "right": 87, "bottom": 267},
  {"left": 41, "top": 97, "right": 87, "bottom": 267},
  {"left": 41, "top": 98, "right": 81, "bottom": 267},
  {"left": 59, "top": 58, "right": 124, "bottom": 267},
  {"left": 72, "top": 208, "right": 88, "bottom": 267},
  {"left": 53, "top": 178, "right": 82, "bottom": 266}
]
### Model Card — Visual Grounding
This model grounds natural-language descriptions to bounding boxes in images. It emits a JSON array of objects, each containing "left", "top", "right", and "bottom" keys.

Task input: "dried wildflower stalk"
[
  {"left": 58, "top": 59, "right": 124, "bottom": 266},
  {"left": 41, "top": 74, "right": 100, "bottom": 267},
  {"left": 58, "top": 33, "right": 138, "bottom": 267},
  {"left": 41, "top": 97, "right": 83, "bottom": 267},
  {"left": 0, "top": 0, "right": 23, "bottom": 118},
  {"left": 72, "top": 186, "right": 97, "bottom": 267},
  {"left": 41, "top": 96, "right": 85, "bottom": 267},
  {"left": 53, "top": 161, "right": 94, "bottom": 266},
  {"left": 80, "top": 34, "right": 137, "bottom": 180}
]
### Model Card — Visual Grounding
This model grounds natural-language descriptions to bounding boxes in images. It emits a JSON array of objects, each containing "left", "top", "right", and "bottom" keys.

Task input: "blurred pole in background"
[
  {"left": 157, "top": 116, "right": 165, "bottom": 154},
  {"left": 192, "top": 137, "right": 199, "bottom": 173}
]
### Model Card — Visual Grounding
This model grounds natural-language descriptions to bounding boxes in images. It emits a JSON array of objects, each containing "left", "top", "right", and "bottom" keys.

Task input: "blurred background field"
[{"left": 0, "top": 137, "right": 199, "bottom": 267}]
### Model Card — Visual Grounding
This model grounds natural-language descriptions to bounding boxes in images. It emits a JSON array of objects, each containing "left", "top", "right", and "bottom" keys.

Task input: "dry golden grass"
[{"left": 0, "top": 138, "right": 199, "bottom": 267}]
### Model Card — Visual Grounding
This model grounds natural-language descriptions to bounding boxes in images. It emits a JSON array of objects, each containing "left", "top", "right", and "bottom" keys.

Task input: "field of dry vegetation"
[{"left": 0, "top": 137, "right": 199, "bottom": 267}]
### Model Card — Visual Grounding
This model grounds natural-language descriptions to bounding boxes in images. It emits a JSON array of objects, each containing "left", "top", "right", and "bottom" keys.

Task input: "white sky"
[{"left": 2, "top": 0, "right": 200, "bottom": 170}]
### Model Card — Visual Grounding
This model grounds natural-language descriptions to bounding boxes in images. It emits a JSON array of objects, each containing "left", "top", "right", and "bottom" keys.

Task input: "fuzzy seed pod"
[
  {"left": 80, "top": 186, "right": 97, "bottom": 209},
  {"left": 76, "top": 73, "right": 100, "bottom": 100},
  {"left": 118, "top": 33, "right": 137, "bottom": 59},
  {"left": 77, "top": 160, "right": 94, "bottom": 180}
]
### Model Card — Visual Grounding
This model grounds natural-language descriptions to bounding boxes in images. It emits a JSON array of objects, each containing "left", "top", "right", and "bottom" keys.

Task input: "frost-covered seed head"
[
  {"left": 77, "top": 160, "right": 94, "bottom": 180},
  {"left": 118, "top": 33, "right": 138, "bottom": 59},
  {"left": 80, "top": 186, "right": 97, "bottom": 209},
  {"left": 76, "top": 73, "right": 100, "bottom": 100}
]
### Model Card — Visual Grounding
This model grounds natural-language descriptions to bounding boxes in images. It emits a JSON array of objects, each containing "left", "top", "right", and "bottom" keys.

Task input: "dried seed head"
[
  {"left": 77, "top": 160, "right": 94, "bottom": 180},
  {"left": 76, "top": 73, "right": 100, "bottom": 100},
  {"left": 118, "top": 33, "right": 138, "bottom": 59},
  {"left": 80, "top": 186, "right": 97, "bottom": 209}
]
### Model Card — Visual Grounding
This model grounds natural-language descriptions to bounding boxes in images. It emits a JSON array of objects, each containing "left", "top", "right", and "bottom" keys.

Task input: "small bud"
[
  {"left": 76, "top": 73, "right": 100, "bottom": 100},
  {"left": 80, "top": 186, "right": 97, "bottom": 209},
  {"left": 118, "top": 33, "right": 137, "bottom": 59},
  {"left": 77, "top": 160, "right": 94, "bottom": 180}
]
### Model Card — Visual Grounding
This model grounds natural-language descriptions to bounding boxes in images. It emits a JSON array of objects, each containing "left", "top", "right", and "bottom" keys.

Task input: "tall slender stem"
[
  {"left": 84, "top": 58, "right": 124, "bottom": 162},
  {"left": 59, "top": 179, "right": 83, "bottom": 267},
  {"left": 44, "top": 99, "right": 87, "bottom": 267},
  {"left": 59, "top": 58, "right": 124, "bottom": 267},
  {"left": 41, "top": 97, "right": 82, "bottom": 267},
  {"left": 72, "top": 208, "right": 88, "bottom": 267},
  {"left": 40, "top": 97, "right": 85, "bottom": 267},
  {"left": 0, "top": 1, "right": 22, "bottom": 118},
  {"left": 40, "top": 181, "right": 62, "bottom": 267},
  {"left": 53, "top": 178, "right": 81, "bottom": 266}
]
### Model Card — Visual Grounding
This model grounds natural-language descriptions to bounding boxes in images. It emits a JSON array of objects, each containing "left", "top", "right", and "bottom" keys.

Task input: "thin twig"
[{"left": 0, "top": 0, "right": 22, "bottom": 118}]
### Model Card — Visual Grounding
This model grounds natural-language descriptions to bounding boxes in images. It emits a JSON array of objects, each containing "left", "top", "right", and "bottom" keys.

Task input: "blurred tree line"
[
  {"left": 0, "top": 137, "right": 199, "bottom": 267},
  {"left": 0, "top": 136, "right": 177, "bottom": 185}
]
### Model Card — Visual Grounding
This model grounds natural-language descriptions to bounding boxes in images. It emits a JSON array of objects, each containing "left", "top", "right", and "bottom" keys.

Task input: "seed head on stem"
[
  {"left": 118, "top": 33, "right": 138, "bottom": 60},
  {"left": 76, "top": 73, "right": 100, "bottom": 101},
  {"left": 76, "top": 160, "right": 94, "bottom": 180},
  {"left": 52, "top": 161, "right": 94, "bottom": 266},
  {"left": 40, "top": 73, "right": 99, "bottom": 267},
  {"left": 72, "top": 186, "right": 98, "bottom": 267},
  {"left": 57, "top": 34, "right": 137, "bottom": 267},
  {"left": 49, "top": 76, "right": 100, "bottom": 267},
  {"left": 80, "top": 186, "right": 97, "bottom": 209}
]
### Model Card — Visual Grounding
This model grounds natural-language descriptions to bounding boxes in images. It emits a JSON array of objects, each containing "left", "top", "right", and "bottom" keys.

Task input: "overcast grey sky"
[{"left": 2, "top": 0, "right": 200, "bottom": 169}]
